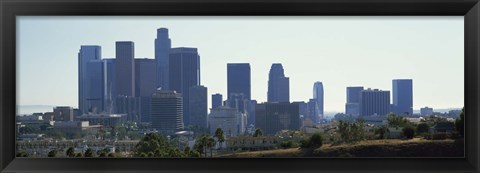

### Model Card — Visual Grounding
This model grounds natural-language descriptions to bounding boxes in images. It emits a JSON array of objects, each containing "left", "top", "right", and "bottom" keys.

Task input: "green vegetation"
[
  {"left": 193, "top": 134, "right": 215, "bottom": 157},
  {"left": 387, "top": 113, "right": 409, "bottom": 127},
  {"left": 84, "top": 148, "right": 95, "bottom": 157},
  {"left": 336, "top": 119, "right": 365, "bottom": 144},
  {"left": 402, "top": 126, "right": 415, "bottom": 139},
  {"left": 300, "top": 132, "right": 323, "bottom": 149},
  {"left": 214, "top": 128, "right": 225, "bottom": 150},
  {"left": 416, "top": 123, "right": 430, "bottom": 135},
  {"left": 47, "top": 149, "right": 57, "bottom": 157},
  {"left": 16, "top": 151, "right": 29, "bottom": 157},
  {"left": 374, "top": 126, "right": 389, "bottom": 139},
  {"left": 253, "top": 128, "right": 263, "bottom": 137},
  {"left": 455, "top": 107, "right": 464, "bottom": 137},
  {"left": 66, "top": 147, "right": 75, "bottom": 157}
]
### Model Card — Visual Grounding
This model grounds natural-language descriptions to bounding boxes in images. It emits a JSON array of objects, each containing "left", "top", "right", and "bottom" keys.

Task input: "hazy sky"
[{"left": 17, "top": 16, "right": 464, "bottom": 113}]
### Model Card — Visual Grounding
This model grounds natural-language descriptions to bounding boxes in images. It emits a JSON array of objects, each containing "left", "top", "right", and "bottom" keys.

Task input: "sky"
[{"left": 17, "top": 16, "right": 464, "bottom": 114}]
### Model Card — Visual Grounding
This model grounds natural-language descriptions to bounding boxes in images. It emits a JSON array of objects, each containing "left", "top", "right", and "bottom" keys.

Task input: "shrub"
[
  {"left": 431, "top": 132, "right": 448, "bottom": 140},
  {"left": 416, "top": 123, "right": 430, "bottom": 135},
  {"left": 402, "top": 126, "right": 415, "bottom": 139},
  {"left": 300, "top": 133, "right": 323, "bottom": 149}
]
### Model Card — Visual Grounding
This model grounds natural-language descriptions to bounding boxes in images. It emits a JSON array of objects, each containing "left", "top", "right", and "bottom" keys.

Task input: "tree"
[
  {"left": 374, "top": 126, "right": 389, "bottom": 139},
  {"left": 387, "top": 113, "right": 409, "bottom": 127},
  {"left": 416, "top": 123, "right": 430, "bottom": 135},
  {"left": 75, "top": 153, "right": 83, "bottom": 157},
  {"left": 134, "top": 133, "right": 184, "bottom": 157},
  {"left": 455, "top": 107, "right": 464, "bottom": 137},
  {"left": 402, "top": 126, "right": 415, "bottom": 139},
  {"left": 300, "top": 132, "right": 323, "bottom": 149},
  {"left": 214, "top": 128, "right": 225, "bottom": 149},
  {"left": 336, "top": 120, "right": 365, "bottom": 144},
  {"left": 16, "top": 151, "right": 29, "bottom": 157},
  {"left": 47, "top": 149, "right": 57, "bottom": 157},
  {"left": 207, "top": 136, "right": 215, "bottom": 157},
  {"left": 253, "top": 128, "right": 263, "bottom": 137},
  {"left": 84, "top": 148, "right": 95, "bottom": 157},
  {"left": 66, "top": 147, "right": 75, "bottom": 157}
]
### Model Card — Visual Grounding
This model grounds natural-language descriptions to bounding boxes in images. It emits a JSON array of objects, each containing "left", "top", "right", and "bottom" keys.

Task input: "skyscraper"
[
  {"left": 189, "top": 85, "right": 208, "bottom": 129},
  {"left": 227, "top": 63, "right": 251, "bottom": 100},
  {"left": 345, "top": 86, "right": 364, "bottom": 116},
  {"left": 85, "top": 60, "right": 105, "bottom": 113},
  {"left": 392, "top": 79, "right": 413, "bottom": 115},
  {"left": 169, "top": 47, "right": 200, "bottom": 126},
  {"left": 209, "top": 106, "right": 245, "bottom": 137},
  {"left": 313, "top": 82, "right": 324, "bottom": 122},
  {"left": 360, "top": 88, "right": 390, "bottom": 116},
  {"left": 115, "top": 41, "right": 135, "bottom": 97},
  {"left": 307, "top": 99, "right": 319, "bottom": 123},
  {"left": 267, "top": 63, "right": 289, "bottom": 102},
  {"left": 151, "top": 90, "right": 184, "bottom": 134},
  {"left": 103, "top": 58, "right": 116, "bottom": 114},
  {"left": 154, "top": 28, "right": 172, "bottom": 90},
  {"left": 78, "top": 45, "right": 101, "bottom": 114},
  {"left": 255, "top": 102, "right": 300, "bottom": 135},
  {"left": 135, "top": 58, "right": 157, "bottom": 122},
  {"left": 211, "top": 93, "right": 223, "bottom": 109}
]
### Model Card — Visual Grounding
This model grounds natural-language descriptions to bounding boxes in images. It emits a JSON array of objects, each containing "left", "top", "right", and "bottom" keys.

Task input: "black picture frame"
[{"left": 1, "top": 0, "right": 479, "bottom": 172}]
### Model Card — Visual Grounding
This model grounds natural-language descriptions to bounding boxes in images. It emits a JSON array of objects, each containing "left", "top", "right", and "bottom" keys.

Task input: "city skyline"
[{"left": 17, "top": 16, "right": 464, "bottom": 113}]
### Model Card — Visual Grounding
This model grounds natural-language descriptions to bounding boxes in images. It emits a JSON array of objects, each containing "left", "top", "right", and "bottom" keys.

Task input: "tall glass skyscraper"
[
  {"left": 169, "top": 47, "right": 200, "bottom": 126},
  {"left": 267, "top": 63, "right": 289, "bottom": 102},
  {"left": 189, "top": 85, "right": 208, "bottom": 128},
  {"left": 85, "top": 60, "right": 105, "bottom": 113},
  {"left": 313, "top": 82, "right": 324, "bottom": 122},
  {"left": 115, "top": 41, "right": 135, "bottom": 97},
  {"left": 345, "top": 86, "right": 364, "bottom": 116},
  {"left": 154, "top": 28, "right": 172, "bottom": 90},
  {"left": 135, "top": 58, "right": 157, "bottom": 122},
  {"left": 392, "top": 79, "right": 413, "bottom": 115},
  {"left": 103, "top": 58, "right": 116, "bottom": 114},
  {"left": 227, "top": 63, "right": 251, "bottom": 100},
  {"left": 78, "top": 45, "right": 101, "bottom": 114}
]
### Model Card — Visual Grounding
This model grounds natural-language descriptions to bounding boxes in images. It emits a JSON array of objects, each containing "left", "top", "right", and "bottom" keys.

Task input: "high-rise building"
[
  {"left": 360, "top": 88, "right": 390, "bottom": 116},
  {"left": 189, "top": 85, "right": 208, "bottom": 129},
  {"left": 247, "top": 100, "right": 257, "bottom": 125},
  {"left": 313, "top": 82, "right": 324, "bottom": 122},
  {"left": 420, "top": 107, "right": 434, "bottom": 116},
  {"left": 135, "top": 58, "right": 157, "bottom": 122},
  {"left": 53, "top": 106, "right": 74, "bottom": 122},
  {"left": 169, "top": 47, "right": 200, "bottom": 126},
  {"left": 151, "top": 90, "right": 184, "bottom": 134},
  {"left": 115, "top": 41, "right": 135, "bottom": 97},
  {"left": 293, "top": 101, "right": 308, "bottom": 118},
  {"left": 255, "top": 102, "right": 300, "bottom": 135},
  {"left": 208, "top": 106, "right": 246, "bottom": 137},
  {"left": 211, "top": 93, "right": 223, "bottom": 109},
  {"left": 267, "top": 63, "right": 289, "bottom": 102},
  {"left": 85, "top": 60, "right": 105, "bottom": 113},
  {"left": 103, "top": 59, "right": 116, "bottom": 114},
  {"left": 345, "top": 86, "right": 364, "bottom": 116},
  {"left": 392, "top": 79, "right": 413, "bottom": 116},
  {"left": 115, "top": 96, "right": 141, "bottom": 122},
  {"left": 307, "top": 99, "right": 319, "bottom": 123},
  {"left": 78, "top": 45, "right": 101, "bottom": 114},
  {"left": 227, "top": 63, "right": 251, "bottom": 100},
  {"left": 154, "top": 28, "right": 172, "bottom": 90}
]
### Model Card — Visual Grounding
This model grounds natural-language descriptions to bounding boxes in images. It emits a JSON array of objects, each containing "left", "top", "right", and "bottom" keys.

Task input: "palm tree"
[
  {"left": 214, "top": 128, "right": 225, "bottom": 150},
  {"left": 207, "top": 136, "right": 215, "bottom": 157}
]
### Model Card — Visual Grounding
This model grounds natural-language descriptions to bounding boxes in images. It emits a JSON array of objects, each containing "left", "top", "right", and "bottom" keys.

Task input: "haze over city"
[{"left": 17, "top": 16, "right": 464, "bottom": 114}]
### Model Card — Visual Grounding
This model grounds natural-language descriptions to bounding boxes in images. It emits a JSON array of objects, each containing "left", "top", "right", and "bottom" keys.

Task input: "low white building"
[{"left": 208, "top": 106, "right": 246, "bottom": 137}]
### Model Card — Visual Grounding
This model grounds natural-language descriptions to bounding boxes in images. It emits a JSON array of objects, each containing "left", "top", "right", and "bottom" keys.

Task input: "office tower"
[
  {"left": 209, "top": 106, "right": 245, "bottom": 137},
  {"left": 227, "top": 63, "right": 251, "bottom": 100},
  {"left": 103, "top": 59, "right": 116, "bottom": 113},
  {"left": 135, "top": 58, "right": 157, "bottom": 122},
  {"left": 247, "top": 100, "right": 257, "bottom": 125},
  {"left": 225, "top": 93, "right": 248, "bottom": 114},
  {"left": 267, "top": 63, "right": 290, "bottom": 102},
  {"left": 345, "top": 86, "right": 364, "bottom": 116},
  {"left": 169, "top": 47, "right": 200, "bottom": 126},
  {"left": 307, "top": 99, "right": 319, "bottom": 123},
  {"left": 116, "top": 96, "right": 141, "bottom": 122},
  {"left": 115, "top": 41, "right": 135, "bottom": 97},
  {"left": 53, "top": 106, "right": 74, "bottom": 121},
  {"left": 421, "top": 107, "right": 434, "bottom": 116},
  {"left": 313, "top": 82, "right": 324, "bottom": 122},
  {"left": 255, "top": 102, "right": 300, "bottom": 135},
  {"left": 78, "top": 45, "right": 101, "bottom": 114},
  {"left": 155, "top": 28, "right": 172, "bottom": 90},
  {"left": 189, "top": 85, "right": 208, "bottom": 129},
  {"left": 392, "top": 79, "right": 413, "bottom": 115},
  {"left": 85, "top": 60, "right": 105, "bottom": 113},
  {"left": 360, "top": 88, "right": 390, "bottom": 116},
  {"left": 211, "top": 93, "right": 223, "bottom": 109},
  {"left": 293, "top": 101, "right": 308, "bottom": 118},
  {"left": 151, "top": 90, "right": 184, "bottom": 134}
]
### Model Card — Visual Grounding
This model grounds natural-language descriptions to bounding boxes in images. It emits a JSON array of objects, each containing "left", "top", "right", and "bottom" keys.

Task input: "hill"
[{"left": 218, "top": 138, "right": 464, "bottom": 157}]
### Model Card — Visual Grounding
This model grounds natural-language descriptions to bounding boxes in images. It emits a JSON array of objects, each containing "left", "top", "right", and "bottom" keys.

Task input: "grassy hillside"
[{"left": 218, "top": 138, "right": 464, "bottom": 157}]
